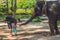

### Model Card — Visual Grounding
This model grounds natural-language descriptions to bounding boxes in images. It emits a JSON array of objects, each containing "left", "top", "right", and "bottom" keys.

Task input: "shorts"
[
  {"left": 8, "top": 23, "right": 12, "bottom": 29},
  {"left": 7, "top": 22, "right": 17, "bottom": 29}
]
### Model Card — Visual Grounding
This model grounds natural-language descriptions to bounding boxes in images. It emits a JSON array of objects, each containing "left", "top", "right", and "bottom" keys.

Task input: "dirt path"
[{"left": 0, "top": 20, "right": 60, "bottom": 40}]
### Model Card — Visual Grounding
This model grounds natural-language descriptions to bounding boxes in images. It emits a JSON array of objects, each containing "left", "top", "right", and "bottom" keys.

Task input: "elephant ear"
[{"left": 49, "top": 3, "right": 57, "bottom": 13}]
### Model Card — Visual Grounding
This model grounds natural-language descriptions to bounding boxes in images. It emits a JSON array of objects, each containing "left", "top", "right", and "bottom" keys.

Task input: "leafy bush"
[
  {"left": 17, "top": 0, "right": 36, "bottom": 9},
  {"left": 16, "top": 9, "right": 34, "bottom": 14},
  {"left": 16, "top": 9, "right": 25, "bottom": 13},
  {"left": 32, "top": 17, "right": 42, "bottom": 22},
  {"left": 57, "top": 21, "right": 60, "bottom": 26}
]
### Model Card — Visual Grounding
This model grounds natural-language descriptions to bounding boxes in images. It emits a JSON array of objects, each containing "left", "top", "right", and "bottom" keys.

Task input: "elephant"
[{"left": 20, "top": 0, "right": 60, "bottom": 35}]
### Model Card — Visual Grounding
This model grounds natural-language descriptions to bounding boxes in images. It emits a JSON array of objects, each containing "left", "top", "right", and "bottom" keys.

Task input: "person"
[{"left": 5, "top": 15, "right": 20, "bottom": 36}]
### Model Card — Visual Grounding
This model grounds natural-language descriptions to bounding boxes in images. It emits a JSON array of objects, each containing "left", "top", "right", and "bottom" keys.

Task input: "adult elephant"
[{"left": 20, "top": 0, "right": 60, "bottom": 35}]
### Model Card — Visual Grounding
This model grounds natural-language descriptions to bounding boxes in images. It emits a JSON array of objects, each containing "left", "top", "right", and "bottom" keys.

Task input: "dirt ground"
[{"left": 0, "top": 20, "right": 60, "bottom": 40}]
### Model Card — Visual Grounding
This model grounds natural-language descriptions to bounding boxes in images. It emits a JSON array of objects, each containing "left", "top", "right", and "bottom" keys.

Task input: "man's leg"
[
  {"left": 9, "top": 29, "right": 12, "bottom": 36},
  {"left": 8, "top": 23, "right": 13, "bottom": 36},
  {"left": 12, "top": 23, "right": 17, "bottom": 35}
]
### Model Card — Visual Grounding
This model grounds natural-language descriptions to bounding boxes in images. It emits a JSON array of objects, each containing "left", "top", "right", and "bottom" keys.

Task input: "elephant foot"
[
  {"left": 56, "top": 31, "right": 60, "bottom": 35},
  {"left": 50, "top": 33, "right": 55, "bottom": 36},
  {"left": 50, "top": 32, "right": 55, "bottom": 36}
]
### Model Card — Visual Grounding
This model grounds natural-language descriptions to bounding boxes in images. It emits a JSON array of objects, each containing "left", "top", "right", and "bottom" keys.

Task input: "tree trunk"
[
  {"left": 11, "top": 0, "right": 16, "bottom": 17},
  {"left": 13, "top": 0, "right": 16, "bottom": 17},
  {"left": 6, "top": 0, "right": 9, "bottom": 15},
  {"left": 11, "top": 0, "right": 13, "bottom": 11}
]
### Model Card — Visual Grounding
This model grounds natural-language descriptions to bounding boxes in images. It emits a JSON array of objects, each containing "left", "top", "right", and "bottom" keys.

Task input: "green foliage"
[
  {"left": 16, "top": 9, "right": 25, "bottom": 13},
  {"left": 15, "top": 14, "right": 42, "bottom": 22},
  {"left": 17, "top": 0, "right": 36, "bottom": 9},
  {"left": 0, "top": 4, "right": 6, "bottom": 12},
  {"left": 0, "top": 0, "right": 36, "bottom": 14},
  {"left": 15, "top": 14, "right": 31, "bottom": 18},
  {"left": 16, "top": 8, "right": 34, "bottom": 14},
  {"left": 32, "top": 17, "right": 42, "bottom": 22},
  {"left": 57, "top": 21, "right": 60, "bottom": 26}
]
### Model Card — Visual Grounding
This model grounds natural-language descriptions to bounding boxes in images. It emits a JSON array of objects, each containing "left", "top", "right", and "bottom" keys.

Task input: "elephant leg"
[
  {"left": 49, "top": 20, "right": 55, "bottom": 35},
  {"left": 54, "top": 21, "right": 59, "bottom": 34}
]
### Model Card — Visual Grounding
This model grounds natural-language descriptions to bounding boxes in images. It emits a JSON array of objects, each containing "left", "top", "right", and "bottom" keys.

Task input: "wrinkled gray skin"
[{"left": 20, "top": 1, "right": 60, "bottom": 35}]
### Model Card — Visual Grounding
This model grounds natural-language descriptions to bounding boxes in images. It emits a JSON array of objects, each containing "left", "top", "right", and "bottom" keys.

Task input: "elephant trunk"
[{"left": 20, "top": 13, "right": 38, "bottom": 25}]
